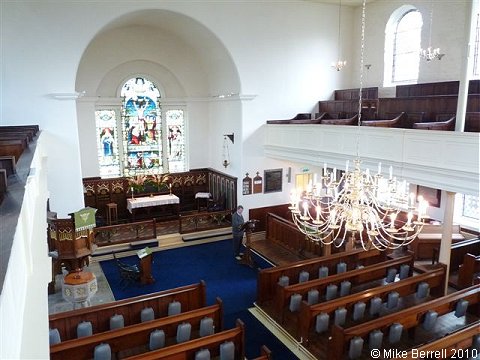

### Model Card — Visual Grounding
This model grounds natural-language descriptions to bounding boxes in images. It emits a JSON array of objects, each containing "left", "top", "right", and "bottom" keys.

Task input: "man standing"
[{"left": 232, "top": 205, "right": 245, "bottom": 260}]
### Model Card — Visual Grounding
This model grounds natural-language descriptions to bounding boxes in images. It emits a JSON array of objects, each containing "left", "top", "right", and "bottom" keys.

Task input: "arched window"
[
  {"left": 384, "top": 7, "right": 422, "bottom": 86},
  {"left": 95, "top": 76, "right": 187, "bottom": 178}
]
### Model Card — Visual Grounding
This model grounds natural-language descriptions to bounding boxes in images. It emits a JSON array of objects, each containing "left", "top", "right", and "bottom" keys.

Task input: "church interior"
[{"left": 1, "top": 0, "right": 479, "bottom": 359}]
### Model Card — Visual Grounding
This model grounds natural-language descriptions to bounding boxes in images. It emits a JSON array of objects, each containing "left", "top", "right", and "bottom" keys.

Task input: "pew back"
[
  {"left": 49, "top": 281, "right": 207, "bottom": 341},
  {"left": 50, "top": 299, "right": 223, "bottom": 360},
  {"left": 257, "top": 248, "right": 386, "bottom": 304}
]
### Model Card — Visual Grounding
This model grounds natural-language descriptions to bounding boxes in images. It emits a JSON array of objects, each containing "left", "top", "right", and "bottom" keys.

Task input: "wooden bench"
[
  {"left": 394, "top": 321, "right": 480, "bottom": 359},
  {"left": 0, "top": 155, "right": 16, "bottom": 177},
  {"left": 251, "top": 345, "right": 272, "bottom": 360},
  {"left": 320, "top": 114, "right": 358, "bottom": 125},
  {"left": 49, "top": 281, "right": 207, "bottom": 342},
  {"left": 328, "top": 284, "right": 480, "bottom": 360},
  {"left": 298, "top": 265, "right": 447, "bottom": 345},
  {"left": 0, "top": 139, "right": 26, "bottom": 161},
  {"left": 458, "top": 254, "right": 480, "bottom": 289},
  {"left": 413, "top": 115, "right": 456, "bottom": 131},
  {"left": 266, "top": 113, "right": 312, "bottom": 124},
  {"left": 50, "top": 298, "right": 224, "bottom": 360},
  {"left": 361, "top": 112, "right": 406, "bottom": 128},
  {"left": 410, "top": 223, "right": 465, "bottom": 260},
  {"left": 275, "top": 254, "right": 414, "bottom": 320},
  {"left": 257, "top": 248, "right": 387, "bottom": 304},
  {"left": 124, "top": 319, "right": 245, "bottom": 360}
]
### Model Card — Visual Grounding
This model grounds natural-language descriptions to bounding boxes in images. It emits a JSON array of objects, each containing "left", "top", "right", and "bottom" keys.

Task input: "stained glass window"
[
  {"left": 95, "top": 110, "right": 120, "bottom": 178},
  {"left": 166, "top": 109, "right": 186, "bottom": 173},
  {"left": 95, "top": 77, "right": 187, "bottom": 177},
  {"left": 121, "top": 78, "right": 162, "bottom": 176}
]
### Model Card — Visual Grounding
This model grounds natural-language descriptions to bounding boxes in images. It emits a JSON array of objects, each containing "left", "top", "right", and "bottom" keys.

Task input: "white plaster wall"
[{"left": 350, "top": 0, "right": 470, "bottom": 97}]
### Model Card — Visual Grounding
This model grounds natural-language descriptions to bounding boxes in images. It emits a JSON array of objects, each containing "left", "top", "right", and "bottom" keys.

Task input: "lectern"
[
  {"left": 238, "top": 219, "right": 259, "bottom": 268},
  {"left": 137, "top": 247, "right": 155, "bottom": 284}
]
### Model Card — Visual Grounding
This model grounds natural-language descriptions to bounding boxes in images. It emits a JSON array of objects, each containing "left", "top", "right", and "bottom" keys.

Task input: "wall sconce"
[{"left": 222, "top": 133, "right": 234, "bottom": 168}]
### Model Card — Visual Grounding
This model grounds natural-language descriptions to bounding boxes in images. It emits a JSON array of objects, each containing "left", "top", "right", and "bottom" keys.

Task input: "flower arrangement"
[{"left": 128, "top": 175, "right": 147, "bottom": 193}]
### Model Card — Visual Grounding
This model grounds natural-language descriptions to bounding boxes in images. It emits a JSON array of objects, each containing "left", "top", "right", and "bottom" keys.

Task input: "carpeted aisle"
[{"left": 100, "top": 239, "right": 298, "bottom": 359}]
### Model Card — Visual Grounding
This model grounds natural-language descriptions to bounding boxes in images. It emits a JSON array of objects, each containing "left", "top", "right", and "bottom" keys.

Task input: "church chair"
[
  {"left": 93, "top": 343, "right": 111, "bottom": 360},
  {"left": 340, "top": 281, "right": 351, "bottom": 296},
  {"left": 176, "top": 322, "right": 192, "bottom": 343},
  {"left": 199, "top": 316, "right": 214, "bottom": 337},
  {"left": 298, "top": 270, "right": 309, "bottom": 283},
  {"left": 140, "top": 307, "right": 155, "bottom": 322},
  {"left": 348, "top": 336, "right": 364, "bottom": 359},
  {"left": 289, "top": 293, "right": 302, "bottom": 312},
  {"left": 109, "top": 314, "right": 124, "bottom": 330},
  {"left": 307, "top": 289, "right": 319, "bottom": 305},
  {"left": 149, "top": 329, "right": 165, "bottom": 351},
  {"left": 168, "top": 300, "right": 182, "bottom": 315},
  {"left": 105, "top": 202, "right": 118, "bottom": 225},
  {"left": 389, "top": 323, "right": 403, "bottom": 344},
  {"left": 113, "top": 253, "right": 140, "bottom": 289},
  {"left": 422, "top": 310, "right": 438, "bottom": 331},
  {"left": 369, "top": 330, "right": 383, "bottom": 350},
  {"left": 220, "top": 341, "right": 235, "bottom": 360},
  {"left": 334, "top": 307, "right": 347, "bottom": 326},
  {"left": 195, "top": 348, "right": 211, "bottom": 360},
  {"left": 326, "top": 284, "right": 338, "bottom": 301},
  {"left": 352, "top": 302, "right": 366, "bottom": 321},
  {"left": 49, "top": 328, "right": 61, "bottom": 345},
  {"left": 278, "top": 275, "right": 289, "bottom": 287},
  {"left": 315, "top": 313, "right": 329, "bottom": 333},
  {"left": 77, "top": 321, "right": 93, "bottom": 338}
]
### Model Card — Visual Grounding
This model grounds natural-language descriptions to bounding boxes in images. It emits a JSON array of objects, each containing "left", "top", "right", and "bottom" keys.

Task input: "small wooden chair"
[{"left": 106, "top": 202, "right": 117, "bottom": 225}]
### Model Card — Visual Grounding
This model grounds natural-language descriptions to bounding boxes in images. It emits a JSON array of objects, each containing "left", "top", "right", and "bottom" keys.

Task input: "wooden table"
[{"left": 127, "top": 194, "right": 180, "bottom": 220}]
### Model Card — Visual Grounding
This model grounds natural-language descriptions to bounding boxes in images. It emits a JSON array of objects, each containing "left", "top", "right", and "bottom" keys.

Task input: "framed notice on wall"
[
  {"left": 242, "top": 173, "right": 252, "bottom": 195},
  {"left": 417, "top": 185, "right": 441, "bottom": 208},
  {"left": 264, "top": 168, "right": 283, "bottom": 193},
  {"left": 253, "top": 172, "right": 263, "bottom": 194}
]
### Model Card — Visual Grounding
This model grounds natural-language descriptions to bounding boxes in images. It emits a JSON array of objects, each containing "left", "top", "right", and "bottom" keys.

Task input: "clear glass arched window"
[
  {"left": 95, "top": 76, "right": 187, "bottom": 178},
  {"left": 385, "top": 8, "right": 422, "bottom": 86}
]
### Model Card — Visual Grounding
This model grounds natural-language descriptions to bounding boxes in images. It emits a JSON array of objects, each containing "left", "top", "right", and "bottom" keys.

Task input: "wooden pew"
[
  {"left": 361, "top": 112, "right": 406, "bottom": 128},
  {"left": 328, "top": 284, "right": 480, "bottom": 360},
  {"left": 49, "top": 281, "right": 207, "bottom": 342},
  {"left": 413, "top": 116, "right": 456, "bottom": 131},
  {"left": 0, "top": 124, "right": 39, "bottom": 135},
  {"left": 50, "top": 298, "right": 224, "bottom": 360},
  {"left": 251, "top": 345, "right": 272, "bottom": 360},
  {"left": 275, "top": 254, "right": 414, "bottom": 319},
  {"left": 410, "top": 223, "right": 465, "bottom": 260},
  {"left": 266, "top": 113, "right": 312, "bottom": 124},
  {"left": 257, "top": 248, "right": 387, "bottom": 304},
  {"left": 394, "top": 321, "right": 480, "bottom": 359},
  {"left": 320, "top": 114, "right": 358, "bottom": 125},
  {"left": 0, "top": 139, "right": 26, "bottom": 161},
  {"left": 124, "top": 319, "right": 245, "bottom": 360},
  {"left": 298, "top": 265, "right": 447, "bottom": 345},
  {"left": 458, "top": 254, "right": 480, "bottom": 289},
  {"left": 465, "top": 112, "right": 480, "bottom": 132},
  {"left": 0, "top": 156, "right": 16, "bottom": 177}
]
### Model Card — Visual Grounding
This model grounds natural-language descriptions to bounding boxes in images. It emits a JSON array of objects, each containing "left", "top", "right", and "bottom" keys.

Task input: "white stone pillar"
[
  {"left": 439, "top": 191, "right": 456, "bottom": 294},
  {"left": 455, "top": 0, "right": 477, "bottom": 132}
]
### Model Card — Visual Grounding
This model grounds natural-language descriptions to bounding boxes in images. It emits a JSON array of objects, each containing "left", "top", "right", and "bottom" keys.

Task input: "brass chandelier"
[{"left": 290, "top": 0, "right": 428, "bottom": 251}]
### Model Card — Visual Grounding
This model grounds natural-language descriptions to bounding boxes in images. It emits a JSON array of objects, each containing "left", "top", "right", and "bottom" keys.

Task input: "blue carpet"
[{"left": 100, "top": 239, "right": 298, "bottom": 359}]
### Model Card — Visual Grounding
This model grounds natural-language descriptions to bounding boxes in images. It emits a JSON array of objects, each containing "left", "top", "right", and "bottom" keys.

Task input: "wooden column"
[{"left": 439, "top": 191, "right": 456, "bottom": 294}]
